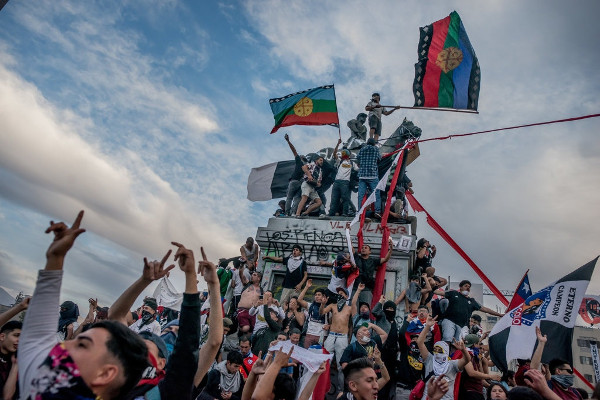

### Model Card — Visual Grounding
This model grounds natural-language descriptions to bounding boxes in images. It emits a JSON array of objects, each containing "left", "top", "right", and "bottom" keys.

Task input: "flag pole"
[{"left": 380, "top": 105, "right": 479, "bottom": 114}]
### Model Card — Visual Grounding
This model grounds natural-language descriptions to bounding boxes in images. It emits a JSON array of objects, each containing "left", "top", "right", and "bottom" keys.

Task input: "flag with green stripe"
[
  {"left": 413, "top": 11, "right": 481, "bottom": 111},
  {"left": 269, "top": 85, "right": 339, "bottom": 134}
]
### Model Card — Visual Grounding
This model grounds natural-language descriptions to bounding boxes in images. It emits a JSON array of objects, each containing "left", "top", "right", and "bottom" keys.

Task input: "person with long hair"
[{"left": 486, "top": 382, "right": 508, "bottom": 400}]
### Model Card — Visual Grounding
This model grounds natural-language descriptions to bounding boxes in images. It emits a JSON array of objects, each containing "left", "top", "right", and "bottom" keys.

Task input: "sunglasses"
[{"left": 559, "top": 368, "right": 573, "bottom": 374}]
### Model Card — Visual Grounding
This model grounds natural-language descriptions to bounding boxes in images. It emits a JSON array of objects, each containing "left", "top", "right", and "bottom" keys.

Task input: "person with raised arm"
[
  {"left": 19, "top": 211, "right": 149, "bottom": 400},
  {"left": 417, "top": 316, "right": 470, "bottom": 400},
  {"left": 297, "top": 279, "right": 329, "bottom": 348},
  {"left": 109, "top": 241, "right": 215, "bottom": 400},
  {"left": 283, "top": 133, "right": 308, "bottom": 216},
  {"left": 0, "top": 299, "right": 28, "bottom": 400},
  {"left": 321, "top": 283, "right": 364, "bottom": 397},
  {"left": 247, "top": 347, "right": 325, "bottom": 400},
  {"left": 0, "top": 298, "right": 29, "bottom": 331},
  {"left": 529, "top": 326, "right": 581, "bottom": 400}
]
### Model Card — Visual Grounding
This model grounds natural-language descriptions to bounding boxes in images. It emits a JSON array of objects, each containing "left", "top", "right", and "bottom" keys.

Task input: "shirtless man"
[
  {"left": 321, "top": 283, "right": 364, "bottom": 394},
  {"left": 236, "top": 271, "right": 263, "bottom": 335}
]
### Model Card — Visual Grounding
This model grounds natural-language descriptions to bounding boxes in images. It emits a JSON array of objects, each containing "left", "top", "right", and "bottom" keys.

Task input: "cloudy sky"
[{"left": 0, "top": 0, "right": 598, "bottom": 312}]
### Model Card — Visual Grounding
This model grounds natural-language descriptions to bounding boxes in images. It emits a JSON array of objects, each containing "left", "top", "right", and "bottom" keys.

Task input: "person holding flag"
[{"left": 365, "top": 92, "right": 400, "bottom": 142}]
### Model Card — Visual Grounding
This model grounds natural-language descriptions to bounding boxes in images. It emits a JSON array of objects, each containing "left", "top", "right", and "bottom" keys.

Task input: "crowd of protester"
[{"left": 1, "top": 211, "right": 597, "bottom": 400}]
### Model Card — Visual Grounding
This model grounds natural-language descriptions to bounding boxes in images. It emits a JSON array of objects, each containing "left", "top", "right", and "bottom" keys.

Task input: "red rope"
[{"left": 417, "top": 113, "right": 600, "bottom": 143}]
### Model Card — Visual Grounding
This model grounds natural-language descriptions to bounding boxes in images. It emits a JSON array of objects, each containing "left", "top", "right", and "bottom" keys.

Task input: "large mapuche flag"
[
  {"left": 269, "top": 85, "right": 339, "bottom": 134},
  {"left": 413, "top": 11, "right": 481, "bottom": 111},
  {"left": 489, "top": 257, "right": 597, "bottom": 371}
]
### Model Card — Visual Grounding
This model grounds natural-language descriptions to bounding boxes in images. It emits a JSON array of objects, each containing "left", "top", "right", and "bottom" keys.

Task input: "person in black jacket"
[{"left": 109, "top": 243, "right": 223, "bottom": 400}]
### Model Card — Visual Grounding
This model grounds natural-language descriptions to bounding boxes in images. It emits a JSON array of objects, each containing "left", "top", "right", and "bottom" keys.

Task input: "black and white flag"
[{"left": 489, "top": 257, "right": 597, "bottom": 371}]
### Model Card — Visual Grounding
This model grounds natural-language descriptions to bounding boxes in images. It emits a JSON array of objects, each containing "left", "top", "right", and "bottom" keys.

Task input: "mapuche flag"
[
  {"left": 413, "top": 11, "right": 481, "bottom": 111},
  {"left": 489, "top": 257, "right": 597, "bottom": 372},
  {"left": 269, "top": 85, "right": 339, "bottom": 134}
]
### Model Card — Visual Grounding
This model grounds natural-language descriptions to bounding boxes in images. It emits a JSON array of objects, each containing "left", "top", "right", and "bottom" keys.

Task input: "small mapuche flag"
[
  {"left": 413, "top": 11, "right": 481, "bottom": 111},
  {"left": 269, "top": 85, "right": 339, "bottom": 134}
]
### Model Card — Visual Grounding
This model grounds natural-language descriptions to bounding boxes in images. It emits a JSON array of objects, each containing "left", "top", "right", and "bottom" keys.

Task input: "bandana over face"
[{"left": 27, "top": 343, "right": 96, "bottom": 400}]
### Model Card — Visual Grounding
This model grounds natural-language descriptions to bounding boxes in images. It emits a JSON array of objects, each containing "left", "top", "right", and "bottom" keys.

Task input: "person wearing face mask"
[
  {"left": 433, "top": 280, "right": 503, "bottom": 342},
  {"left": 529, "top": 326, "right": 582, "bottom": 400},
  {"left": 129, "top": 298, "right": 161, "bottom": 336},
  {"left": 459, "top": 334, "right": 501, "bottom": 400},
  {"left": 18, "top": 211, "right": 150, "bottom": 400},
  {"left": 340, "top": 324, "right": 388, "bottom": 370},
  {"left": 57, "top": 300, "right": 80, "bottom": 341},
  {"left": 372, "top": 296, "right": 397, "bottom": 334},
  {"left": 416, "top": 316, "right": 471, "bottom": 400},
  {"left": 351, "top": 302, "right": 373, "bottom": 343}
]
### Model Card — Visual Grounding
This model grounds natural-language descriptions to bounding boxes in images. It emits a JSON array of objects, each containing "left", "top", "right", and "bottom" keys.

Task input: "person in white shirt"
[{"left": 129, "top": 298, "right": 161, "bottom": 335}]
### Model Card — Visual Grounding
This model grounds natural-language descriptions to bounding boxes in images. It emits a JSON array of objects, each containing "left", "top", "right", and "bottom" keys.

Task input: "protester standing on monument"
[
  {"left": 283, "top": 133, "right": 307, "bottom": 216},
  {"left": 365, "top": 92, "right": 399, "bottom": 143},
  {"left": 356, "top": 138, "right": 382, "bottom": 218},
  {"left": 263, "top": 244, "right": 308, "bottom": 305}
]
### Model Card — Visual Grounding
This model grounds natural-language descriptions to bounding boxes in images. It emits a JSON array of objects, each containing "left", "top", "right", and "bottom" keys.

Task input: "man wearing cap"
[
  {"left": 329, "top": 138, "right": 358, "bottom": 217},
  {"left": 263, "top": 245, "right": 308, "bottom": 305},
  {"left": 130, "top": 297, "right": 161, "bottom": 335},
  {"left": 459, "top": 334, "right": 501, "bottom": 400},
  {"left": 365, "top": 92, "right": 400, "bottom": 143}
]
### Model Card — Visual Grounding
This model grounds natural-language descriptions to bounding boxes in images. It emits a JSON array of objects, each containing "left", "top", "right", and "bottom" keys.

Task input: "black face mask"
[
  {"left": 337, "top": 296, "right": 347, "bottom": 311},
  {"left": 141, "top": 310, "right": 155, "bottom": 325},
  {"left": 384, "top": 310, "right": 396, "bottom": 321}
]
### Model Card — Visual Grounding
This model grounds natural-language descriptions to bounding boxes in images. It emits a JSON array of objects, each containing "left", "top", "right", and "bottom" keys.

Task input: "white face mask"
[
  {"left": 434, "top": 353, "right": 447, "bottom": 363},
  {"left": 461, "top": 290, "right": 469, "bottom": 296},
  {"left": 359, "top": 334, "right": 371, "bottom": 343}
]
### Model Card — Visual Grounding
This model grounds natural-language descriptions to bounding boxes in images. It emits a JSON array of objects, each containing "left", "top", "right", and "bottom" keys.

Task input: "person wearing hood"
[
  {"left": 57, "top": 300, "right": 80, "bottom": 340},
  {"left": 129, "top": 297, "right": 161, "bottom": 335},
  {"left": 352, "top": 301, "right": 373, "bottom": 332},
  {"left": 416, "top": 316, "right": 470, "bottom": 400},
  {"left": 373, "top": 295, "right": 397, "bottom": 334},
  {"left": 199, "top": 351, "right": 244, "bottom": 400},
  {"left": 529, "top": 326, "right": 582, "bottom": 400}
]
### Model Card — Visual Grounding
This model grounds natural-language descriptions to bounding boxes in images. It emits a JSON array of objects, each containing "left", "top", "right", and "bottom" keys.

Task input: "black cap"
[{"left": 138, "top": 331, "right": 168, "bottom": 359}]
